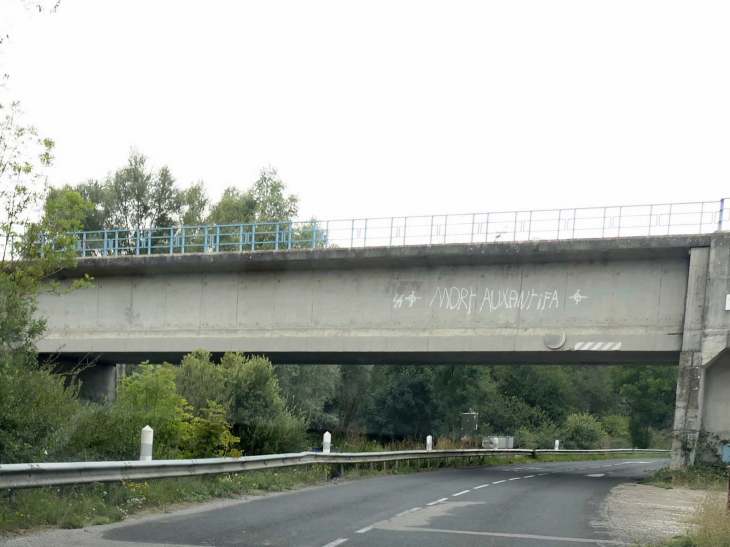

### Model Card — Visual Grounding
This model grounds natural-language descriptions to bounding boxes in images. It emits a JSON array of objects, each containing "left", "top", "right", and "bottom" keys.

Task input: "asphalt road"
[{"left": 1, "top": 457, "right": 668, "bottom": 547}]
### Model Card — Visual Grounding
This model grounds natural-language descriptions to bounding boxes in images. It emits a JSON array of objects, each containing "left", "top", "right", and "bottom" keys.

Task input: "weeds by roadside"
[{"left": 642, "top": 463, "right": 729, "bottom": 491}]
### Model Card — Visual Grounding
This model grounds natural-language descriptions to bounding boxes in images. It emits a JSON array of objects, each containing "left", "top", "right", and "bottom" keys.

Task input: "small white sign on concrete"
[{"left": 726, "top": 294, "right": 730, "bottom": 311}]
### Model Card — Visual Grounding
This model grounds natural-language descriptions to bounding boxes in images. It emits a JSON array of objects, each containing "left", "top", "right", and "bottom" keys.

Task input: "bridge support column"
[
  {"left": 76, "top": 364, "right": 118, "bottom": 404},
  {"left": 671, "top": 352, "right": 705, "bottom": 468},
  {"left": 672, "top": 234, "right": 730, "bottom": 468}
]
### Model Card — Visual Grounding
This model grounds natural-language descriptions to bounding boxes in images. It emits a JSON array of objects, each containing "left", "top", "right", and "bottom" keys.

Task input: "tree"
[
  {"left": 179, "top": 181, "right": 209, "bottom": 226},
  {"left": 333, "top": 364, "right": 373, "bottom": 432},
  {"left": 0, "top": 101, "right": 88, "bottom": 463},
  {"left": 104, "top": 150, "right": 180, "bottom": 231},
  {"left": 491, "top": 365, "right": 576, "bottom": 423},
  {"left": 207, "top": 187, "right": 256, "bottom": 226},
  {"left": 614, "top": 366, "right": 678, "bottom": 448},
  {"left": 431, "top": 365, "right": 497, "bottom": 436},
  {"left": 208, "top": 167, "right": 298, "bottom": 225},
  {"left": 366, "top": 365, "right": 436, "bottom": 439},
  {"left": 274, "top": 365, "right": 340, "bottom": 430}
]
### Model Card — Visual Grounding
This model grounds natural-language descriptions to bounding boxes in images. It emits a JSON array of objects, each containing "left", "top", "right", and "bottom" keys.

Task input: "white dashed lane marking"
[
  {"left": 508, "top": 477, "right": 521, "bottom": 481},
  {"left": 427, "top": 498, "right": 449, "bottom": 506},
  {"left": 492, "top": 480, "right": 506, "bottom": 484},
  {"left": 395, "top": 507, "right": 421, "bottom": 516},
  {"left": 473, "top": 484, "right": 489, "bottom": 489},
  {"left": 452, "top": 490, "right": 470, "bottom": 497},
  {"left": 322, "top": 539, "right": 348, "bottom": 547},
  {"left": 523, "top": 475, "right": 535, "bottom": 478}
]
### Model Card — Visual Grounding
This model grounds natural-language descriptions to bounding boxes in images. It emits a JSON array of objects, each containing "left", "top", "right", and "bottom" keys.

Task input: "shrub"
[
  {"left": 0, "top": 367, "right": 80, "bottom": 463},
  {"left": 514, "top": 422, "right": 563, "bottom": 449},
  {"left": 600, "top": 414, "right": 629, "bottom": 437},
  {"left": 182, "top": 402, "right": 241, "bottom": 459},
  {"left": 562, "top": 413, "right": 605, "bottom": 449}
]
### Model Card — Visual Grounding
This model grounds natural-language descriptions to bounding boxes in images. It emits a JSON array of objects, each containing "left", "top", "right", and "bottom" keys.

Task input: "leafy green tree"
[
  {"left": 366, "top": 365, "right": 436, "bottom": 439},
  {"left": 0, "top": 97, "right": 90, "bottom": 463},
  {"left": 208, "top": 167, "right": 298, "bottom": 225},
  {"left": 491, "top": 365, "right": 576, "bottom": 423},
  {"left": 104, "top": 150, "right": 179, "bottom": 231},
  {"left": 175, "top": 349, "right": 227, "bottom": 415},
  {"left": 431, "top": 365, "right": 497, "bottom": 436},
  {"left": 116, "top": 364, "right": 193, "bottom": 455},
  {"left": 274, "top": 365, "right": 340, "bottom": 430},
  {"left": 334, "top": 364, "right": 373, "bottom": 432},
  {"left": 179, "top": 181, "right": 209, "bottom": 226},
  {"left": 207, "top": 187, "right": 257, "bottom": 225},
  {"left": 562, "top": 413, "right": 606, "bottom": 449},
  {"left": 175, "top": 351, "right": 307, "bottom": 455},
  {"left": 614, "top": 366, "right": 678, "bottom": 448}
]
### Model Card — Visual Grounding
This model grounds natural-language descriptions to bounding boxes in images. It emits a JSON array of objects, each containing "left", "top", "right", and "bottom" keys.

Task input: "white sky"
[{"left": 1, "top": 0, "right": 729, "bottom": 222}]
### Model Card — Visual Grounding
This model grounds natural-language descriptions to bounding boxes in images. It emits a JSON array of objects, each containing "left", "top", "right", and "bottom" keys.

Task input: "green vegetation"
[
  {"left": 642, "top": 463, "right": 729, "bottom": 491},
  {"left": 0, "top": 467, "right": 326, "bottom": 532}
]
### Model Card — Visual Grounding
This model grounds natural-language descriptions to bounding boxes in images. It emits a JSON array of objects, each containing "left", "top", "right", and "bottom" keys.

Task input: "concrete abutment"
[{"left": 671, "top": 234, "right": 730, "bottom": 467}]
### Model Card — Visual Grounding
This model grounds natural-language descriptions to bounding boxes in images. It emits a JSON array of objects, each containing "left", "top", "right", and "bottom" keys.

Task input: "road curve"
[{"left": 1, "top": 458, "right": 668, "bottom": 547}]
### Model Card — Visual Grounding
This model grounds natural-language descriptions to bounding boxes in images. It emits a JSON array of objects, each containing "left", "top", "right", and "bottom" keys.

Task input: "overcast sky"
[{"left": 1, "top": 1, "right": 728, "bottom": 221}]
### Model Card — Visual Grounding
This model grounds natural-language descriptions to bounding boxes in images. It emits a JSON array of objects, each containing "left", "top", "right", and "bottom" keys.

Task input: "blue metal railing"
[{"left": 69, "top": 198, "right": 728, "bottom": 258}]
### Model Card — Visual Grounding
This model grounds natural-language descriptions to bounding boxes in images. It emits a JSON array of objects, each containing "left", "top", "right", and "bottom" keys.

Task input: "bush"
[
  {"left": 562, "top": 413, "right": 605, "bottom": 449},
  {"left": 600, "top": 414, "right": 629, "bottom": 437},
  {"left": 176, "top": 351, "right": 308, "bottom": 455},
  {"left": 514, "top": 422, "right": 563, "bottom": 449},
  {"left": 0, "top": 367, "right": 80, "bottom": 463},
  {"left": 52, "top": 365, "right": 243, "bottom": 461}
]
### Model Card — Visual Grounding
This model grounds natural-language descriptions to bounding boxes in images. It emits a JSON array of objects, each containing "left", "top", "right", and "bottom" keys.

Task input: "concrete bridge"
[{"left": 37, "top": 233, "right": 730, "bottom": 467}]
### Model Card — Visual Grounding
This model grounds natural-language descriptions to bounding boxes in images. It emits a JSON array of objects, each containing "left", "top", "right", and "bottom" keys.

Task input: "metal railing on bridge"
[{"left": 71, "top": 198, "right": 728, "bottom": 258}]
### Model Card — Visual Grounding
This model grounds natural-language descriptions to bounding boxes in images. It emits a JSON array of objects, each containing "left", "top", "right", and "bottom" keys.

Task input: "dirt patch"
[{"left": 602, "top": 483, "right": 711, "bottom": 544}]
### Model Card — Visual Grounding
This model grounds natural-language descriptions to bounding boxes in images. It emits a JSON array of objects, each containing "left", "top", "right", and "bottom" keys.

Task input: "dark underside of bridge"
[{"left": 41, "top": 350, "right": 680, "bottom": 367}]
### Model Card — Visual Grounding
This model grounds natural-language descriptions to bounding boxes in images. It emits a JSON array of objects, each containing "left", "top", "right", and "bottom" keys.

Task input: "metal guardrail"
[
  {"left": 0, "top": 448, "right": 669, "bottom": 490},
  {"left": 66, "top": 198, "right": 728, "bottom": 257}
]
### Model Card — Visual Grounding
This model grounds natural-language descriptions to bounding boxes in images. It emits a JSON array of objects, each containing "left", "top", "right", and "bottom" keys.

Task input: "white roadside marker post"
[
  {"left": 323, "top": 431, "right": 331, "bottom": 480},
  {"left": 323, "top": 431, "right": 331, "bottom": 454},
  {"left": 426, "top": 435, "right": 433, "bottom": 451},
  {"left": 140, "top": 425, "right": 154, "bottom": 461},
  {"left": 554, "top": 440, "right": 560, "bottom": 451}
]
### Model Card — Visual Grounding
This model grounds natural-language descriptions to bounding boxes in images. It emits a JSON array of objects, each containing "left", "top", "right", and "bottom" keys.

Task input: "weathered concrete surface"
[
  {"left": 671, "top": 233, "right": 730, "bottom": 466},
  {"left": 37, "top": 241, "right": 691, "bottom": 366}
]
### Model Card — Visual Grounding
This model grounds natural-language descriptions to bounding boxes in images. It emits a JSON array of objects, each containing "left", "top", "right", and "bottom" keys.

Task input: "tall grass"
[{"left": 651, "top": 496, "right": 730, "bottom": 547}]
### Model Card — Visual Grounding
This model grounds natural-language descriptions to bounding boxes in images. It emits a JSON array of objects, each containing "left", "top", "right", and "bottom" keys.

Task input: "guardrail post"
[
  {"left": 426, "top": 435, "right": 433, "bottom": 451},
  {"left": 340, "top": 463, "right": 344, "bottom": 477},
  {"left": 140, "top": 425, "right": 153, "bottom": 461},
  {"left": 726, "top": 466, "right": 729, "bottom": 511},
  {"left": 554, "top": 440, "right": 560, "bottom": 451}
]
